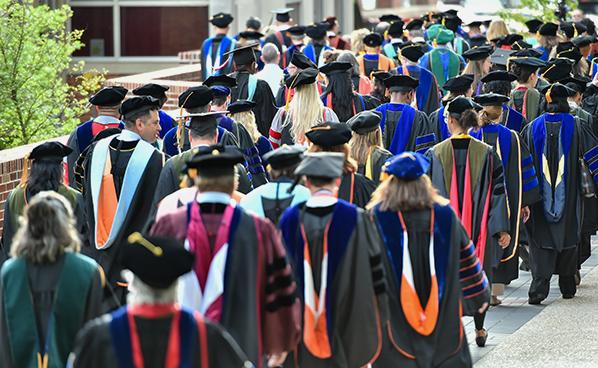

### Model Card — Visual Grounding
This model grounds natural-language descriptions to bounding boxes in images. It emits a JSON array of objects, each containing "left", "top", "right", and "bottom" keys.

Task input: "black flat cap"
[
  {"left": 203, "top": 75, "right": 237, "bottom": 88},
  {"left": 388, "top": 21, "right": 405, "bottom": 37},
  {"left": 132, "top": 83, "right": 169, "bottom": 99},
  {"left": 372, "top": 71, "right": 391, "bottom": 82},
  {"left": 185, "top": 111, "right": 220, "bottom": 136},
  {"left": 89, "top": 86, "right": 128, "bottom": 106},
  {"left": 285, "top": 67, "right": 319, "bottom": 88},
  {"left": 572, "top": 35, "right": 597, "bottom": 48},
  {"left": 474, "top": 93, "right": 510, "bottom": 106},
  {"left": 384, "top": 75, "right": 419, "bottom": 92},
  {"left": 466, "top": 21, "right": 483, "bottom": 28},
  {"left": 463, "top": 45, "right": 493, "bottom": 61},
  {"left": 481, "top": 70, "right": 517, "bottom": 83},
  {"left": 525, "top": 19, "right": 543, "bottom": 33},
  {"left": 556, "top": 41, "right": 582, "bottom": 62},
  {"left": 560, "top": 22, "right": 587, "bottom": 39},
  {"left": 272, "top": 8, "right": 293, "bottom": 22},
  {"left": 443, "top": 74, "right": 475, "bottom": 92},
  {"left": 294, "top": 152, "right": 344, "bottom": 179},
  {"left": 186, "top": 144, "right": 245, "bottom": 177},
  {"left": 239, "top": 31, "right": 264, "bottom": 41},
  {"left": 364, "top": 33, "right": 384, "bottom": 47},
  {"left": 122, "top": 233, "right": 194, "bottom": 289},
  {"left": 246, "top": 16, "right": 261, "bottom": 30},
  {"left": 291, "top": 52, "right": 317, "bottom": 69},
  {"left": 305, "top": 121, "right": 353, "bottom": 147},
  {"left": 210, "top": 12, "right": 234, "bottom": 28},
  {"left": 497, "top": 34, "right": 523, "bottom": 47},
  {"left": 227, "top": 100, "right": 256, "bottom": 114},
  {"left": 223, "top": 43, "right": 259, "bottom": 65},
  {"left": 380, "top": 14, "right": 401, "bottom": 23},
  {"left": 538, "top": 22, "right": 558, "bottom": 36},
  {"left": 29, "top": 141, "right": 72, "bottom": 162},
  {"left": 446, "top": 97, "right": 480, "bottom": 114},
  {"left": 508, "top": 55, "right": 546, "bottom": 69},
  {"left": 399, "top": 41, "right": 426, "bottom": 62},
  {"left": 491, "top": 48, "right": 515, "bottom": 66},
  {"left": 120, "top": 96, "right": 160, "bottom": 117},
  {"left": 542, "top": 83, "right": 574, "bottom": 101},
  {"left": 178, "top": 86, "right": 213, "bottom": 108},
  {"left": 319, "top": 61, "right": 352, "bottom": 75},
  {"left": 442, "top": 15, "right": 462, "bottom": 32},
  {"left": 305, "top": 23, "right": 327, "bottom": 40},
  {"left": 263, "top": 144, "right": 305, "bottom": 170},
  {"left": 347, "top": 110, "right": 382, "bottom": 134},
  {"left": 287, "top": 26, "right": 306, "bottom": 37},
  {"left": 563, "top": 76, "right": 590, "bottom": 94},
  {"left": 511, "top": 48, "right": 544, "bottom": 58},
  {"left": 406, "top": 19, "right": 424, "bottom": 31},
  {"left": 540, "top": 58, "right": 574, "bottom": 83},
  {"left": 511, "top": 40, "right": 533, "bottom": 50}
]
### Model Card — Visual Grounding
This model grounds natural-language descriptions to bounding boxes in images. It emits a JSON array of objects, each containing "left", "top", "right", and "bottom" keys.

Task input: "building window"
[{"left": 72, "top": 7, "right": 114, "bottom": 56}]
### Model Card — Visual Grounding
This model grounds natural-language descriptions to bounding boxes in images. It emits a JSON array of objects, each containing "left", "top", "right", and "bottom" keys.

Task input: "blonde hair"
[
  {"left": 539, "top": 35, "right": 560, "bottom": 50},
  {"left": 479, "top": 105, "right": 503, "bottom": 125},
  {"left": 231, "top": 111, "right": 261, "bottom": 143},
  {"left": 351, "top": 28, "right": 370, "bottom": 54},
  {"left": 284, "top": 83, "right": 325, "bottom": 144},
  {"left": 11, "top": 191, "right": 81, "bottom": 264},
  {"left": 487, "top": 20, "right": 509, "bottom": 43},
  {"left": 367, "top": 175, "right": 447, "bottom": 211},
  {"left": 308, "top": 143, "right": 357, "bottom": 174},
  {"left": 349, "top": 129, "right": 383, "bottom": 165}
]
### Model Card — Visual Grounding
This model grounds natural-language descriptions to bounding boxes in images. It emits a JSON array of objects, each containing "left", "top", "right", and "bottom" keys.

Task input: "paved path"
[{"left": 464, "top": 237, "right": 598, "bottom": 365}]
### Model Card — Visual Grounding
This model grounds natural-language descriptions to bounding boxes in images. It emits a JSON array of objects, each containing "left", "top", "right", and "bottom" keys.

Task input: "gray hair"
[
  {"left": 125, "top": 271, "right": 178, "bottom": 305},
  {"left": 261, "top": 43, "right": 280, "bottom": 64},
  {"left": 11, "top": 191, "right": 81, "bottom": 264},
  {"left": 337, "top": 51, "right": 360, "bottom": 76}
]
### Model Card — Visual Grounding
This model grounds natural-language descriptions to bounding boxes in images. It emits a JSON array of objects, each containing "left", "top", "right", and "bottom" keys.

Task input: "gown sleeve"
[
  {"left": 206, "top": 322, "right": 252, "bottom": 367},
  {"left": 68, "top": 316, "right": 117, "bottom": 368},
  {"left": 66, "top": 131, "right": 80, "bottom": 188},
  {"left": 519, "top": 139, "right": 541, "bottom": 207},
  {"left": 84, "top": 266, "right": 106, "bottom": 320},
  {"left": 1, "top": 199, "right": 13, "bottom": 264},
  {"left": 73, "top": 193, "right": 90, "bottom": 249},
  {"left": 0, "top": 273, "right": 15, "bottom": 368},
  {"left": 254, "top": 81, "right": 277, "bottom": 137},
  {"left": 487, "top": 149, "right": 510, "bottom": 240}
]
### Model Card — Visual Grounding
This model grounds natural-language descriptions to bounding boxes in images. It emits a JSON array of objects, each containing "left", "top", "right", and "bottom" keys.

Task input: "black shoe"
[
  {"left": 475, "top": 329, "right": 488, "bottom": 347},
  {"left": 528, "top": 296, "right": 543, "bottom": 305},
  {"left": 562, "top": 294, "right": 575, "bottom": 299}
]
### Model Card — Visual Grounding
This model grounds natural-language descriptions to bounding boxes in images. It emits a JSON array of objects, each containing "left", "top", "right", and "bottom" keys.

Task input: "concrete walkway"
[{"left": 468, "top": 237, "right": 598, "bottom": 367}]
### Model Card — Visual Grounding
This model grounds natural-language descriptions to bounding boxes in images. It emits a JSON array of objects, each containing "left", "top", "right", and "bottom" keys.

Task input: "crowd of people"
[{"left": 1, "top": 6, "right": 598, "bottom": 368}]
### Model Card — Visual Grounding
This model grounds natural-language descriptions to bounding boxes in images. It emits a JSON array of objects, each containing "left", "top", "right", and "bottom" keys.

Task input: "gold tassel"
[
  {"left": 20, "top": 153, "right": 30, "bottom": 186},
  {"left": 285, "top": 73, "right": 301, "bottom": 112},
  {"left": 545, "top": 84, "right": 553, "bottom": 104}
]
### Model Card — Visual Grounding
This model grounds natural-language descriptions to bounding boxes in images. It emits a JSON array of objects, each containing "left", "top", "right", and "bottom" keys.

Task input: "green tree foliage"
[
  {"left": 499, "top": 0, "right": 578, "bottom": 25},
  {"left": 0, "top": 0, "right": 104, "bottom": 150}
]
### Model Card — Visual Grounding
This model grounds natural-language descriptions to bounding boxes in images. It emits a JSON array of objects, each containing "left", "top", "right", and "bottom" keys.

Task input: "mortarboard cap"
[
  {"left": 473, "top": 92, "right": 510, "bottom": 106},
  {"left": 542, "top": 83, "right": 574, "bottom": 102},
  {"left": 89, "top": 86, "right": 128, "bottom": 106},
  {"left": 563, "top": 76, "right": 590, "bottom": 94},
  {"left": 347, "top": 110, "right": 382, "bottom": 135},
  {"left": 538, "top": 22, "right": 558, "bottom": 37},
  {"left": 203, "top": 75, "right": 237, "bottom": 88},
  {"left": 372, "top": 71, "right": 391, "bottom": 82},
  {"left": 511, "top": 40, "right": 533, "bottom": 50},
  {"left": 443, "top": 9, "right": 459, "bottom": 16},
  {"left": 210, "top": 13, "right": 234, "bottom": 28},
  {"left": 287, "top": 26, "right": 306, "bottom": 37},
  {"left": 525, "top": 19, "right": 543, "bottom": 33},
  {"left": 556, "top": 41, "right": 582, "bottom": 62},
  {"left": 210, "top": 86, "right": 231, "bottom": 97},
  {"left": 223, "top": 43, "right": 259, "bottom": 66},
  {"left": 481, "top": 70, "right": 517, "bottom": 83},
  {"left": 446, "top": 97, "right": 480, "bottom": 114},
  {"left": 239, "top": 31, "right": 264, "bottom": 41},
  {"left": 185, "top": 111, "right": 221, "bottom": 136},
  {"left": 290, "top": 52, "right": 317, "bottom": 70},
  {"left": 272, "top": 8, "right": 293, "bottom": 22},
  {"left": 285, "top": 67, "right": 319, "bottom": 88},
  {"left": 363, "top": 33, "right": 384, "bottom": 47},
  {"left": 132, "top": 83, "right": 168, "bottom": 99},
  {"left": 442, "top": 14, "right": 462, "bottom": 32},
  {"left": 186, "top": 144, "right": 245, "bottom": 177},
  {"left": 227, "top": 100, "right": 256, "bottom": 114},
  {"left": 497, "top": 34, "right": 523, "bottom": 47},
  {"left": 305, "top": 23, "right": 328, "bottom": 40},
  {"left": 246, "top": 16, "right": 261, "bottom": 30},
  {"left": 490, "top": 48, "right": 515, "bottom": 66},
  {"left": 443, "top": 74, "right": 475, "bottom": 92},
  {"left": 178, "top": 86, "right": 213, "bottom": 108},
  {"left": 294, "top": 152, "right": 344, "bottom": 179},
  {"left": 539, "top": 58, "right": 574, "bottom": 83},
  {"left": 466, "top": 21, "right": 483, "bottom": 28},
  {"left": 263, "top": 144, "right": 305, "bottom": 170},
  {"left": 305, "top": 121, "right": 352, "bottom": 147},
  {"left": 560, "top": 22, "right": 587, "bottom": 39},
  {"left": 462, "top": 45, "right": 493, "bottom": 61},
  {"left": 380, "top": 14, "right": 401, "bottom": 23},
  {"left": 319, "top": 61, "right": 352, "bottom": 75},
  {"left": 383, "top": 151, "right": 430, "bottom": 180},
  {"left": 508, "top": 55, "right": 546, "bottom": 70},
  {"left": 122, "top": 233, "right": 194, "bottom": 289},
  {"left": 388, "top": 21, "right": 405, "bottom": 37},
  {"left": 572, "top": 35, "right": 597, "bottom": 48},
  {"left": 384, "top": 75, "right": 419, "bottom": 92},
  {"left": 399, "top": 41, "right": 426, "bottom": 62},
  {"left": 29, "top": 141, "right": 72, "bottom": 162},
  {"left": 120, "top": 96, "right": 160, "bottom": 117},
  {"left": 406, "top": 19, "right": 424, "bottom": 31}
]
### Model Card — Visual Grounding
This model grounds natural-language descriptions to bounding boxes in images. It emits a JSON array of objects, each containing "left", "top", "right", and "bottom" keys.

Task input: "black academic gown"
[
  {"left": 426, "top": 136, "right": 510, "bottom": 282},
  {"left": 230, "top": 71, "right": 277, "bottom": 137},
  {"left": 378, "top": 103, "right": 437, "bottom": 154},
  {"left": 82, "top": 137, "right": 164, "bottom": 310},
  {"left": 373, "top": 204, "right": 490, "bottom": 368},
  {"left": 69, "top": 307, "right": 249, "bottom": 368},
  {"left": 357, "top": 146, "right": 393, "bottom": 184},
  {"left": 264, "top": 30, "right": 292, "bottom": 55},
  {"left": 321, "top": 92, "right": 380, "bottom": 123},
  {"left": 339, "top": 171, "right": 377, "bottom": 209},
  {"left": 279, "top": 200, "right": 386, "bottom": 368},
  {"left": 471, "top": 124, "right": 542, "bottom": 285}
]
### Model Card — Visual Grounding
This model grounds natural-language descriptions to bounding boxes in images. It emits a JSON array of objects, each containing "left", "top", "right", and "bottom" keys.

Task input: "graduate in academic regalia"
[
  {"left": 419, "top": 25, "right": 465, "bottom": 92},
  {"left": 462, "top": 45, "right": 494, "bottom": 97},
  {"left": 305, "top": 122, "right": 377, "bottom": 208},
  {"left": 81, "top": 96, "right": 165, "bottom": 309},
  {"left": 472, "top": 93, "right": 542, "bottom": 305},
  {"left": 348, "top": 111, "right": 392, "bottom": 184},
  {"left": 320, "top": 62, "right": 380, "bottom": 122},
  {"left": 375, "top": 75, "right": 437, "bottom": 154},
  {"left": 427, "top": 74, "right": 475, "bottom": 142},
  {"left": 162, "top": 85, "right": 239, "bottom": 156},
  {"left": 555, "top": 41, "right": 589, "bottom": 79},
  {"left": 395, "top": 41, "right": 441, "bottom": 115},
  {"left": 69, "top": 233, "right": 250, "bottom": 368},
  {"left": 534, "top": 22, "right": 559, "bottom": 62},
  {"left": 227, "top": 43, "right": 278, "bottom": 137},
  {"left": 426, "top": 97, "right": 510, "bottom": 347},
  {"left": 240, "top": 145, "right": 311, "bottom": 224},
  {"left": 270, "top": 68, "right": 339, "bottom": 148},
  {"left": 480, "top": 70, "right": 527, "bottom": 132},
  {"left": 508, "top": 53, "right": 546, "bottom": 122},
  {"left": 370, "top": 152, "right": 490, "bottom": 368},
  {"left": 200, "top": 12, "right": 236, "bottom": 81},
  {"left": 152, "top": 112, "right": 252, "bottom": 218},
  {"left": 564, "top": 76, "right": 595, "bottom": 133},
  {"left": 150, "top": 145, "right": 301, "bottom": 367},
  {"left": 1, "top": 142, "right": 87, "bottom": 263},
  {"left": 466, "top": 21, "right": 487, "bottom": 48},
  {"left": 524, "top": 19, "right": 542, "bottom": 47},
  {"left": 1, "top": 192, "right": 104, "bottom": 368},
  {"left": 278, "top": 152, "right": 386, "bottom": 367},
  {"left": 132, "top": 83, "right": 176, "bottom": 139},
  {"left": 303, "top": 23, "right": 333, "bottom": 68},
  {"left": 357, "top": 33, "right": 396, "bottom": 79},
  {"left": 521, "top": 83, "right": 598, "bottom": 304},
  {"left": 275, "top": 51, "right": 319, "bottom": 107},
  {"left": 66, "top": 86, "right": 127, "bottom": 186},
  {"left": 370, "top": 71, "right": 391, "bottom": 104},
  {"left": 381, "top": 20, "right": 405, "bottom": 63},
  {"left": 324, "top": 16, "right": 351, "bottom": 51},
  {"left": 264, "top": 8, "right": 294, "bottom": 56},
  {"left": 73, "top": 128, "right": 122, "bottom": 193},
  {"left": 281, "top": 26, "right": 307, "bottom": 69}
]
